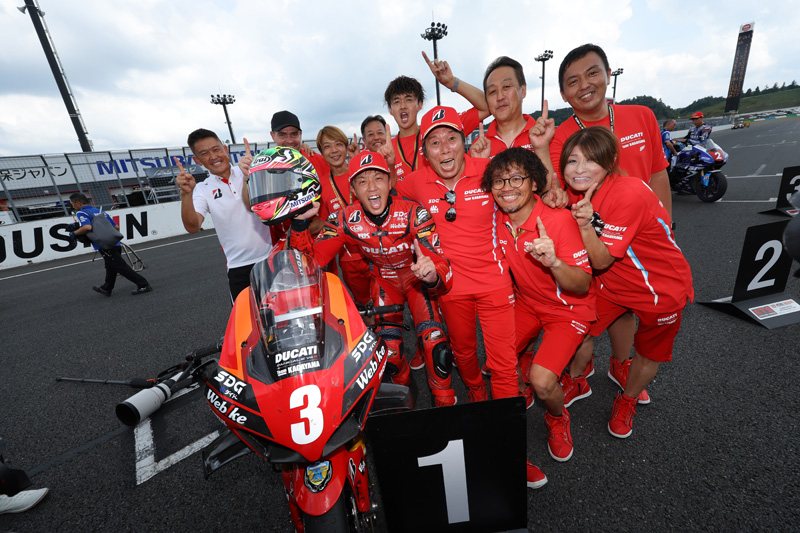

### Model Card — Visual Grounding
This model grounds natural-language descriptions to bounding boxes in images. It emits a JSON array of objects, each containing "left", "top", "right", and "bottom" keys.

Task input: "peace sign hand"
[
  {"left": 347, "top": 133, "right": 361, "bottom": 159},
  {"left": 469, "top": 122, "right": 491, "bottom": 159},
  {"left": 173, "top": 158, "right": 196, "bottom": 196}
]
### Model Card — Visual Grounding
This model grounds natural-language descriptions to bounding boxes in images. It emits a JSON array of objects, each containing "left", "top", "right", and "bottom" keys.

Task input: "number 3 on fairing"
[{"left": 290, "top": 385, "right": 324, "bottom": 444}]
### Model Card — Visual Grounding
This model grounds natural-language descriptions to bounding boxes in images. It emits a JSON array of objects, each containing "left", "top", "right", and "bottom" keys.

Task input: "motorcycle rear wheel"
[{"left": 691, "top": 171, "right": 727, "bottom": 202}]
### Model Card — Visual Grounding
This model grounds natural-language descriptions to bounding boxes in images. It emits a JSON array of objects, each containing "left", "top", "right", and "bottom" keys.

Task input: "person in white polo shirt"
[{"left": 176, "top": 128, "right": 272, "bottom": 301}]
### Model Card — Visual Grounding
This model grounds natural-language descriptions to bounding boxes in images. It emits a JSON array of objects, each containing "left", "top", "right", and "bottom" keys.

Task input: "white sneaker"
[{"left": 0, "top": 488, "right": 49, "bottom": 514}]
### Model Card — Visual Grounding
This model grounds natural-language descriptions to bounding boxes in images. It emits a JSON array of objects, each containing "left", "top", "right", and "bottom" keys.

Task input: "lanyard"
[
  {"left": 329, "top": 170, "right": 352, "bottom": 206},
  {"left": 572, "top": 104, "right": 615, "bottom": 133},
  {"left": 395, "top": 134, "right": 420, "bottom": 171}
]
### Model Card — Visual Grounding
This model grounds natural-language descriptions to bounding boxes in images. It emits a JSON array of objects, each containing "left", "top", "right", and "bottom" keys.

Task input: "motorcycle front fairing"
[{"left": 204, "top": 248, "right": 388, "bottom": 511}]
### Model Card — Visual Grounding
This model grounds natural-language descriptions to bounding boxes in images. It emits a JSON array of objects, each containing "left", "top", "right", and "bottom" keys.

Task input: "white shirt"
[{"left": 192, "top": 165, "right": 272, "bottom": 269}]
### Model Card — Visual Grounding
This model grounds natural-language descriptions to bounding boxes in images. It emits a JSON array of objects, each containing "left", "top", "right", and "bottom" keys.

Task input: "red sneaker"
[
  {"left": 518, "top": 350, "right": 534, "bottom": 385},
  {"left": 480, "top": 363, "right": 491, "bottom": 377},
  {"left": 409, "top": 348, "right": 425, "bottom": 370},
  {"left": 526, "top": 461, "right": 547, "bottom": 489},
  {"left": 561, "top": 373, "right": 592, "bottom": 408},
  {"left": 608, "top": 392, "right": 637, "bottom": 438},
  {"left": 607, "top": 357, "right": 650, "bottom": 405},
  {"left": 522, "top": 385, "right": 535, "bottom": 409},
  {"left": 467, "top": 383, "right": 488, "bottom": 403},
  {"left": 432, "top": 389, "right": 457, "bottom": 407},
  {"left": 544, "top": 409, "right": 573, "bottom": 462}
]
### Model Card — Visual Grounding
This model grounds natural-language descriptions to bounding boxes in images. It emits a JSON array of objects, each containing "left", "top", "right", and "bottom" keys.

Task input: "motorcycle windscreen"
[{"left": 250, "top": 250, "right": 324, "bottom": 355}]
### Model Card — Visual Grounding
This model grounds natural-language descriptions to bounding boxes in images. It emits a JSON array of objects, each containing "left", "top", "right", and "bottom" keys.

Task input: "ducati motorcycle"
[
  {"left": 669, "top": 139, "right": 729, "bottom": 202},
  {"left": 202, "top": 247, "right": 412, "bottom": 532}
]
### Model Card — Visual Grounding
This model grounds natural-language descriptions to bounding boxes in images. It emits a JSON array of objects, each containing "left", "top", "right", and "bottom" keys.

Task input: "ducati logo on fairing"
[{"left": 275, "top": 345, "right": 319, "bottom": 364}]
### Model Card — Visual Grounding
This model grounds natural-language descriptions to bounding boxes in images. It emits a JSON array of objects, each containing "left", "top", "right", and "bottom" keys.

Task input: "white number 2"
[
  {"left": 747, "top": 239, "right": 782, "bottom": 291},
  {"left": 418, "top": 439, "right": 470, "bottom": 524},
  {"left": 289, "top": 385, "right": 324, "bottom": 445}
]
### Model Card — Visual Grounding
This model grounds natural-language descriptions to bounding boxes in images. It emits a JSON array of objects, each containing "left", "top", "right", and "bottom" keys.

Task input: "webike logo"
[
  {"left": 0, "top": 211, "right": 149, "bottom": 265},
  {"left": 355, "top": 342, "right": 387, "bottom": 390}
]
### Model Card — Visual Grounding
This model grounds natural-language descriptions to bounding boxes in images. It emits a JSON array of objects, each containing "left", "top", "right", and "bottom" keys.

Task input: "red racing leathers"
[{"left": 290, "top": 197, "right": 457, "bottom": 405}]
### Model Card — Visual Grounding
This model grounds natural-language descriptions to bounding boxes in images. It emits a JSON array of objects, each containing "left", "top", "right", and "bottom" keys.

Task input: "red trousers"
[{"left": 440, "top": 286, "right": 517, "bottom": 398}]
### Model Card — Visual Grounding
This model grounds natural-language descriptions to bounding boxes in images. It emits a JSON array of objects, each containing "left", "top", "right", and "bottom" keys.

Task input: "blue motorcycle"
[{"left": 669, "top": 139, "right": 729, "bottom": 202}]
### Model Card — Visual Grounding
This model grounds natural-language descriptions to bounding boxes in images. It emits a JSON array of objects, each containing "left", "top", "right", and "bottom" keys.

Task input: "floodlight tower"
[
  {"left": 611, "top": 68, "right": 624, "bottom": 101},
  {"left": 421, "top": 22, "right": 448, "bottom": 105},
  {"left": 211, "top": 94, "right": 236, "bottom": 144},
  {"left": 534, "top": 49, "right": 554, "bottom": 112}
]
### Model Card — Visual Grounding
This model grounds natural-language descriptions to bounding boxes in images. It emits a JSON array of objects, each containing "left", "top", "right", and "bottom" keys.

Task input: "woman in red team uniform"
[{"left": 562, "top": 127, "right": 693, "bottom": 439}]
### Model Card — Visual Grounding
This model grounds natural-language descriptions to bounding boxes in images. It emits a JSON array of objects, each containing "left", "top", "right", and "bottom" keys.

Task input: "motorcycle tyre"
[
  {"left": 302, "top": 486, "right": 374, "bottom": 533},
  {"left": 691, "top": 171, "right": 727, "bottom": 202}
]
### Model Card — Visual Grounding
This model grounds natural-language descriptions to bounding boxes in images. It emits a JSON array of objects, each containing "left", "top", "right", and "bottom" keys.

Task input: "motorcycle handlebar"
[{"left": 359, "top": 304, "right": 405, "bottom": 318}]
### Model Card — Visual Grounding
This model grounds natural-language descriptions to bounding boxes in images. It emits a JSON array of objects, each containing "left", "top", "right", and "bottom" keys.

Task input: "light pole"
[
  {"left": 611, "top": 68, "right": 624, "bottom": 101},
  {"left": 534, "top": 49, "right": 553, "bottom": 112},
  {"left": 421, "top": 22, "right": 448, "bottom": 106},
  {"left": 19, "top": 0, "right": 93, "bottom": 152},
  {"left": 211, "top": 94, "right": 236, "bottom": 144}
]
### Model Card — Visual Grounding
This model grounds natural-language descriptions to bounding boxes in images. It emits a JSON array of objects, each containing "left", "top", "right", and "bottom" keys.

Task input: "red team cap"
[
  {"left": 691, "top": 111, "right": 704, "bottom": 119},
  {"left": 348, "top": 151, "right": 390, "bottom": 181},
  {"left": 419, "top": 106, "right": 464, "bottom": 143}
]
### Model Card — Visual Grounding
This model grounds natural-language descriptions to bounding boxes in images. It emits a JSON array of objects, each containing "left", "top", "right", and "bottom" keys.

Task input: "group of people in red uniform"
[{"left": 232, "top": 43, "right": 694, "bottom": 492}]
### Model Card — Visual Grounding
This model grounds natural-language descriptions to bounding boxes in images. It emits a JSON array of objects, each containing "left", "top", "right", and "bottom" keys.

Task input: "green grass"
[{"left": 696, "top": 88, "right": 800, "bottom": 117}]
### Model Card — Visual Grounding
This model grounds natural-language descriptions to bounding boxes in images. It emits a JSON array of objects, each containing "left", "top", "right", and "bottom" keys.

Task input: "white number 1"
[{"left": 418, "top": 439, "right": 470, "bottom": 524}]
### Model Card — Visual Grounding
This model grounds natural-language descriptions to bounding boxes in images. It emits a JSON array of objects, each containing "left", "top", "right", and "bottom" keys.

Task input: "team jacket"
[{"left": 290, "top": 197, "right": 453, "bottom": 295}]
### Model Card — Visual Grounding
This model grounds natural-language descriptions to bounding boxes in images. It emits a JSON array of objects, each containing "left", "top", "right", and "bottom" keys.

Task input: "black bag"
[{"left": 86, "top": 209, "right": 123, "bottom": 249}]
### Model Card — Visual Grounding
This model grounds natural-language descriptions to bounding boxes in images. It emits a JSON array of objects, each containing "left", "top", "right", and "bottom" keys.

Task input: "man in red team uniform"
[
  {"left": 384, "top": 52, "right": 489, "bottom": 181},
  {"left": 289, "top": 152, "right": 458, "bottom": 406},
  {"left": 483, "top": 147, "right": 594, "bottom": 487},
  {"left": 551, "top": 44, "right": 672, "bottom": 401},
  {"left": 396, "top": 106, "right": 518, "bottom": 402}
]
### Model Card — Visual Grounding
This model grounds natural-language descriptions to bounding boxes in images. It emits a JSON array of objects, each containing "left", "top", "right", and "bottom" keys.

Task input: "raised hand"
[
  {"left": 410, "top": 238, "right": 438, "bottom": 284},
  {"left": 528, "top": 99, "right": 555, "bottom": 151},
  {"left": 571, "top": 183, "right": 598, "bottom": 228},
  {"left": 377, "top": 123, "right": 396, "bottom": 167},
  {"left": 469, "top": 122, "right": 491, "bottom": 159},
  {"left": 347, "top": 133, "right": 361, "bottom": 159},
  {"left": 525, "top": 217, "right": 559, "bottom": 268},
  {"left": 173, "top": 158, "right": 196, "bottom": 196},
  {"left": 422, "top": 50, "right": 456, "bottom": 89},
  {"left": 239, "top": 137, "right": 254, "bottom": 177}
]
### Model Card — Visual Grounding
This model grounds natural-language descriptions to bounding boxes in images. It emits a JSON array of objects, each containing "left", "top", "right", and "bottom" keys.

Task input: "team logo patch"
[
  {"left": 360, "top": 154, "right": 373, "bottom": 166},
  {"left": 348, "top": 211, "right": 362, "bottom": 224},
  {"left": 213, "top": 189, "right": 222, "bottom": 199},
  {"left": 416, "top": 208, "right": 432, "bottom": 224},
  {"left": 432, "top": 108, "right": 446, "bottom": 122}
]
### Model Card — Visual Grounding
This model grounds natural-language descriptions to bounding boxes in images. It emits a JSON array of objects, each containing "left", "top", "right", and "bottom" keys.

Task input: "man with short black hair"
[
  {"left": 360, "top": 115, "right": 387, "bottom": 152},
  {"left": 69, "top": 192, "right": 152, "bottom": 296},
  {"left": 176, "top": 128, "right": 272, "bottom": 301}
]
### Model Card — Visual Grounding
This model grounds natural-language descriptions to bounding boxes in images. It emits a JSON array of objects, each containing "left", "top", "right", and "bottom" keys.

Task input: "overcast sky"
[{"left": 1, "top": 0, "right": 795, "bottom": 156}]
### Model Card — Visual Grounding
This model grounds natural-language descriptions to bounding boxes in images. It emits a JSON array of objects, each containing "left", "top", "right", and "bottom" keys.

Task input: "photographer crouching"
[{"left": 68, "top": 193, "right": 152, "bottom": 296}]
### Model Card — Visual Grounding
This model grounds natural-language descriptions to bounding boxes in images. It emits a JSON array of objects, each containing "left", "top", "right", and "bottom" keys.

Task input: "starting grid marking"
[{"left": 133, "top": 385, "right": 220, "bottom": 485}]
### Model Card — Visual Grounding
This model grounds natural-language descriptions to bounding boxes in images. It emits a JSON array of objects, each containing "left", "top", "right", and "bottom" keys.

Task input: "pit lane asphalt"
[{"left": 1, "top": 117, "right": 798, "bottom": 532}]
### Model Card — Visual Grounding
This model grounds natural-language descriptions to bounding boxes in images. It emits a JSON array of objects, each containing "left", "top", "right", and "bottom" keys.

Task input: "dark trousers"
[
  {"left": 100, "top": 247, "right": 148, "bottom": 291},
  {"left": 227, "top": 264, "right": 256, "bottom": 304}
]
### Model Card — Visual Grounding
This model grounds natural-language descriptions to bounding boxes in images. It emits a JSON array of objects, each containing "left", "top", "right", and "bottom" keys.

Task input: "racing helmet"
[{"left": 247, "top": 147, "right": 321, "bottom": 225}]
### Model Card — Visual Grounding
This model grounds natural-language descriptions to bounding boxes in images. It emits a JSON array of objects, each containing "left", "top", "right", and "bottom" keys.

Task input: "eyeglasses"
[
  {"left": 443, "top": 190, "right": 456, "bottom": 222},
  {"left": 490, "top": 175, "right": 529, "bottom": 190}
]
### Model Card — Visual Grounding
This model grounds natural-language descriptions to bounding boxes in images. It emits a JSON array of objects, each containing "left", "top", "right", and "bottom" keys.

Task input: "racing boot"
[
  {"left": 377, "top": 329, "right": 411, "bottom": 386},
  {"left": 420, "top": 331, "right": 457, "bottom": 407}
]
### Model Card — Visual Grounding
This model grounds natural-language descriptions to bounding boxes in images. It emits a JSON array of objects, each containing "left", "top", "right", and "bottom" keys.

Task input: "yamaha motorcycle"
[
  {"left": 202, "top": 246, "right": 412, "bottom": 532},
  {"left": 669, "top": 139, "right": 729, "bottom": 202}
]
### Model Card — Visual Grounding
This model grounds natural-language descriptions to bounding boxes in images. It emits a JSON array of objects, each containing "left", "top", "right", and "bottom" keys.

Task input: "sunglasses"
[{"left": 443, "top": 190, "right": 456, "bottom": 222}]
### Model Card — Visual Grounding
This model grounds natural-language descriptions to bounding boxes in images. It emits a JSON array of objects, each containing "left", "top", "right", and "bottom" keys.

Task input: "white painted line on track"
[
  {"left": 717, "top": 199, "right": 777, "bottom": 203},
  {"left": 0, "top": 233, "right": 217, "bottom": 281},
  {"left": 133, "top": 384, "right": 220, "bottom": 485},
  {"left": 726, "top": 173, "right": 782, "bottom": 179},
  {"left": 754, "top": 164, "right": 767, "bottom": 175}
]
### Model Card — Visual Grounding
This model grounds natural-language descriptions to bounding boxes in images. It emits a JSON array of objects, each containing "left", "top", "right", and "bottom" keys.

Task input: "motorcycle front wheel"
[
  {"left": 691, "top": 171, "right": 728, "bottom": 202},
  {"left": 301, "top": 486, "right": 375, "bottom": 533}
]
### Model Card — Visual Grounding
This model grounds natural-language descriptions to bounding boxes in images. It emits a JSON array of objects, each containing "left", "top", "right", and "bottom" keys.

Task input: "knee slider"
[{"left": 431, "top": 341, "right": 454, "bottom": 380}]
